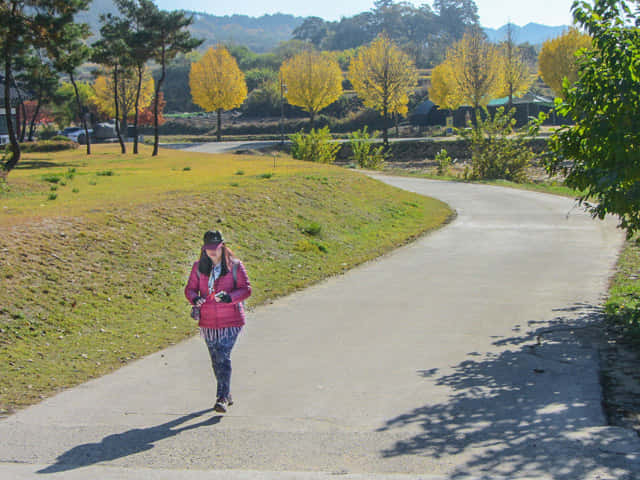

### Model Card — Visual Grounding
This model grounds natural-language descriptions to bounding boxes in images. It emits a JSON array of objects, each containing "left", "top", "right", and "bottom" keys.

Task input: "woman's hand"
[
  {"left": 215, "top": 291, "right": 232, "bottom": 303},
  {"left": 194, "top": 296, "right": 206, "bottom": 306}
]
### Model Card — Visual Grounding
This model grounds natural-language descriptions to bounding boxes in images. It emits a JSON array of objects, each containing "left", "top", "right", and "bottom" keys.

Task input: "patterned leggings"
[{"left": 202, "top": 327, "right": 242, "bottom": 400}]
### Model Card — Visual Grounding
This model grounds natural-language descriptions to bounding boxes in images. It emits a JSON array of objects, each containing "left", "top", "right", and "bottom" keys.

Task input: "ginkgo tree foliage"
[
  {"left": 190, "top": 45, "right": 247, "bottom": 142},
  {"left": 348, "top": 34, "right": 418, "bottom": 146},
  {"left": 429, "top": 28, "right": 504, "bottom": 111},
  {"left": 538, "top": 27, "right": 592, "bottom": 98},
  {"left": 280, "top": 49, "right": 343, "bottom": 127},
  {"left": 93, "top": 69, "right": 155, "bottom": 129},
  {"left": 500, "top": 23, "right": 534, "bottom": 108}
]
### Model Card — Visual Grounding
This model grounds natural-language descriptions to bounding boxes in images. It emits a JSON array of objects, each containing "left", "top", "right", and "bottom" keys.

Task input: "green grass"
[
  {"left": 384, "top": 168, "right": 584, "bottom": 199},
  {"left": 0, "top": 144, "right": 453, "bottom": 415},
  {"left": 605, "top": 236, "right": 640, "bottom": 344}
]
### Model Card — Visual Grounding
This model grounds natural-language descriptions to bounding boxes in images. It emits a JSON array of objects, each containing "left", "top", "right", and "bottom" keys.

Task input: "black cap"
[{"left": 203, "top": 230, "right": 224, "bottom": 248}]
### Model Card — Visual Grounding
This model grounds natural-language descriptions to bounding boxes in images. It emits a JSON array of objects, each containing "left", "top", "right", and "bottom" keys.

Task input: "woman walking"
[{"left": 185, "top": 230, "right": 252, "bottom": 413}]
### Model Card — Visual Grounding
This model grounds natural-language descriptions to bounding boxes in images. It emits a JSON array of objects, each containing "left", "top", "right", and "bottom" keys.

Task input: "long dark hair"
[{"left": 198, "top": 245, "right": 235, "bottom": 277}]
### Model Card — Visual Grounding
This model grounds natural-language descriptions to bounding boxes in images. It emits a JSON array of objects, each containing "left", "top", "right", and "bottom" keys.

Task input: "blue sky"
[{"left": 154, "top": 0, "right": 575, "bottom": 28}]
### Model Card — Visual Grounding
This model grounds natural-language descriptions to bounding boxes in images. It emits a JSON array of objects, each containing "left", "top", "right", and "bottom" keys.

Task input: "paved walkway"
[{"left": 1, "top": 176, "right": 639, "bottom": 479}]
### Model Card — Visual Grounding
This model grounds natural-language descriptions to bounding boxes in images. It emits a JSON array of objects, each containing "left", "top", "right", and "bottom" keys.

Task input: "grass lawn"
[
  {"left": 605, "top": 236, "right": 640, "bottom": 344},
  {"left": 0, "top": 144, "right": 453, "bottom": 415},
  {"left": 383, "top": 168, "right": 583, "bottom": 199}
]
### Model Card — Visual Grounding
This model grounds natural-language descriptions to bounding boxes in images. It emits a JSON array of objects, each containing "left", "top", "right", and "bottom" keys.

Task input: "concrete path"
[{"left": 2, "top": 176, "right": 639, "bottom": 479}]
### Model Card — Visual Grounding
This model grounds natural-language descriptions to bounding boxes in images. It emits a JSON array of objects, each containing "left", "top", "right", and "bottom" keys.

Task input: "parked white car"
[{"left": 58, "top": 127, "right": 92, "bottom": 144}]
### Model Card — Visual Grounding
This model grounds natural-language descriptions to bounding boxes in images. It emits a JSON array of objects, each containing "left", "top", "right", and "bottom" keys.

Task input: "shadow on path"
[
  {"left": 378, "top": 304, "right": 640, "bottom": 479},
  {"left": 38, "top": 409, "right": 220, "bottom": 474}
]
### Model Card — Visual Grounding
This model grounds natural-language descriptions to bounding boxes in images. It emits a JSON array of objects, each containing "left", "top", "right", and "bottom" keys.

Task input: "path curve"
[{"left": 1, "top": 176, "right": 639, "bottom": 480}]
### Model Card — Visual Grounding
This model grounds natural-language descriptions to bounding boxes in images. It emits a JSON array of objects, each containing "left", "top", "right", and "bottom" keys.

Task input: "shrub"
[
  {"left": 300, "top": 220, "right": 322, "bottom": 236},
  {"left": 290, "top": 126, "right": 340, "bottom": 164},
  {"left": 96, "top": 170, "right": 115, "bottom": 176},
  {"left": 37, "top": 125, "right": 58, "bottom": 140},
  {"left": 42, "top": 174, "right": 62, "bottom": 184},
  {"left": 348, "top": 126, "right": 386, "bottom": 170},
  {"left": 460, "top": 107, "right": 533, "bottom": 183},
  {"left": 20, "top": 140, "right": 78, "bottom": 153},
  {"left": 435, "top": 149, "right": 452, "bottom": 176}
]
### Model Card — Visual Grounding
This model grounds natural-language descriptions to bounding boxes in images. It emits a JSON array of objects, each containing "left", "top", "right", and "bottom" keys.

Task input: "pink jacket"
[{"left": 184, "top": 260, "right": 252, "bottom": 329}]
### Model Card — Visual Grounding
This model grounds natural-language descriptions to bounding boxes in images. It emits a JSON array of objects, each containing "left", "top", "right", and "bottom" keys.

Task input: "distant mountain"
[
  {"left": 484, "top": 23, "right": 570, "bottom": 45},
  {"left": 78, "top": 0, "right": 303, "bottom": 53},
  {"left": 79, "top": 1, "right": 567, "bottom": 52}
]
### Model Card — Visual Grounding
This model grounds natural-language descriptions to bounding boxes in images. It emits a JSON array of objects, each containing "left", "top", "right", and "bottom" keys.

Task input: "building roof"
[
  {"left": 0, "top": 75, "right": 25, "bottom": 104},
  {"left": 487, "top": 93, "right": 555, "bottom": 107}
]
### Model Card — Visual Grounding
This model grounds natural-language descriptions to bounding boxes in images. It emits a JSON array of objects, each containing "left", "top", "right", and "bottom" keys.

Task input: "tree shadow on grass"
[
  {"left": 37, "top": 408, "right": 220, "bottom": 474},
  {"left": 14, "top": 160, "right": 79, "bottom": 170},
  {"left": 378, "top": 304, "right": 640, "bottom": 479}
]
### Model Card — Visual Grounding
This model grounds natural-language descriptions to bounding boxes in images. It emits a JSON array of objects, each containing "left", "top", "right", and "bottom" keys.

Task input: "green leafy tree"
[
  {"left": 51, "top": 21, "right": 92, "bottom": 154},
  {"left": 0, "top": 0, "right": 90, "bottom": 176},
  {"left": 433, "top": 0, "right": 480, "bottom": 42},
  {"left": 114, "top": 0, "right": 157, "bottom": 154},
  {"left": 142, "top": 2, "right": 202, "bottom": 155},
  {"left": 52, "top": 81, "right": 96, "bottom": 128},
  {"left": 15, "top": 51, "right": 59, "bottom": 142},
  {"left": 546, "top": 0, "right": 640, "bottom": 236},
  {"left": 92, "top": 14, "right": 131, "bottom": 153},
  {"left": 292, "top": 17, "right": 329, "bottom": 46}
]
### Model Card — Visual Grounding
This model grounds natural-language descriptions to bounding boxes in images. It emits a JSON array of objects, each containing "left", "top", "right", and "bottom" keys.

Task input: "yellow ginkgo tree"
[
  {"left": 93, "top": 68, "right": 155, "bottom": 134},
  {"left": 442, "top": 29, "right": 505, "bottom": 112},
  {"left": 538, "top": 27, "right": 591, "bottom": 98},
  {"left": 429, "top": 60, "right": 461, "bottom": 111},
  {"left": 190, "top": 45, "right": 248, "bottom": 142},
  {"left": 348, "top": 34, "right": 418, "bottom": 146},
  {"left": 280, "top": 49, "right": 343, "bottom": 128}
]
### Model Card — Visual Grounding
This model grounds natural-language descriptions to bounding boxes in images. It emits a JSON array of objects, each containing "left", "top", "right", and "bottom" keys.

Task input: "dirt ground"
[{"left": 600, "top": 323, "right": 640, "bottom": 435}]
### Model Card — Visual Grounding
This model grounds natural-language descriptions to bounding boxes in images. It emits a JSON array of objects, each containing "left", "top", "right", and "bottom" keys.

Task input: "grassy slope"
[{"left": 0, "top": 144, "right": 452, "bottom": 414}]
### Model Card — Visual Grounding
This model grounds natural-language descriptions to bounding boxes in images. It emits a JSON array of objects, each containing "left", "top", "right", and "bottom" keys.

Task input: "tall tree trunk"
[
  {"left": 309, "top": 111, "right": 315, "bottom": 130},
  {"left": 70, "top": 72, "right": 91, "bottom": 155},
  {"left": 3, "top": 56, "right": 20, "bottom": 175},
  {"left": 382, "top": 103, "right": 389, "bottom": 148},
  {"left": 152, "top": 45, "right": 166, "bottom": 157},
  {"left": 28, "top": 95, "right": 41, "bottom": 142},
  {"left": 19, "top": 100, "right": 27, "bottom": 143},
  {"left": 15, "top": 98, "right": 22, "bottom": 143},
  {"left": 132, "top": 66, "right": 142, "bottom": 154},
  {"left": 113, "top": 67, "right": 126, "bottom": 154},
  {"left": 216, "top": 108, "right": 222, "bottom": 142}
]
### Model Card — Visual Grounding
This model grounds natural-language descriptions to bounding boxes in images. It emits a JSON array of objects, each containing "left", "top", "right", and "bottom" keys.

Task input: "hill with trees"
[
  {"left": 78, "top": 0, "right": 304, "bottom": 53},
  {"left": 81, "top": 0, "right": 568, "bottom": 56}
]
